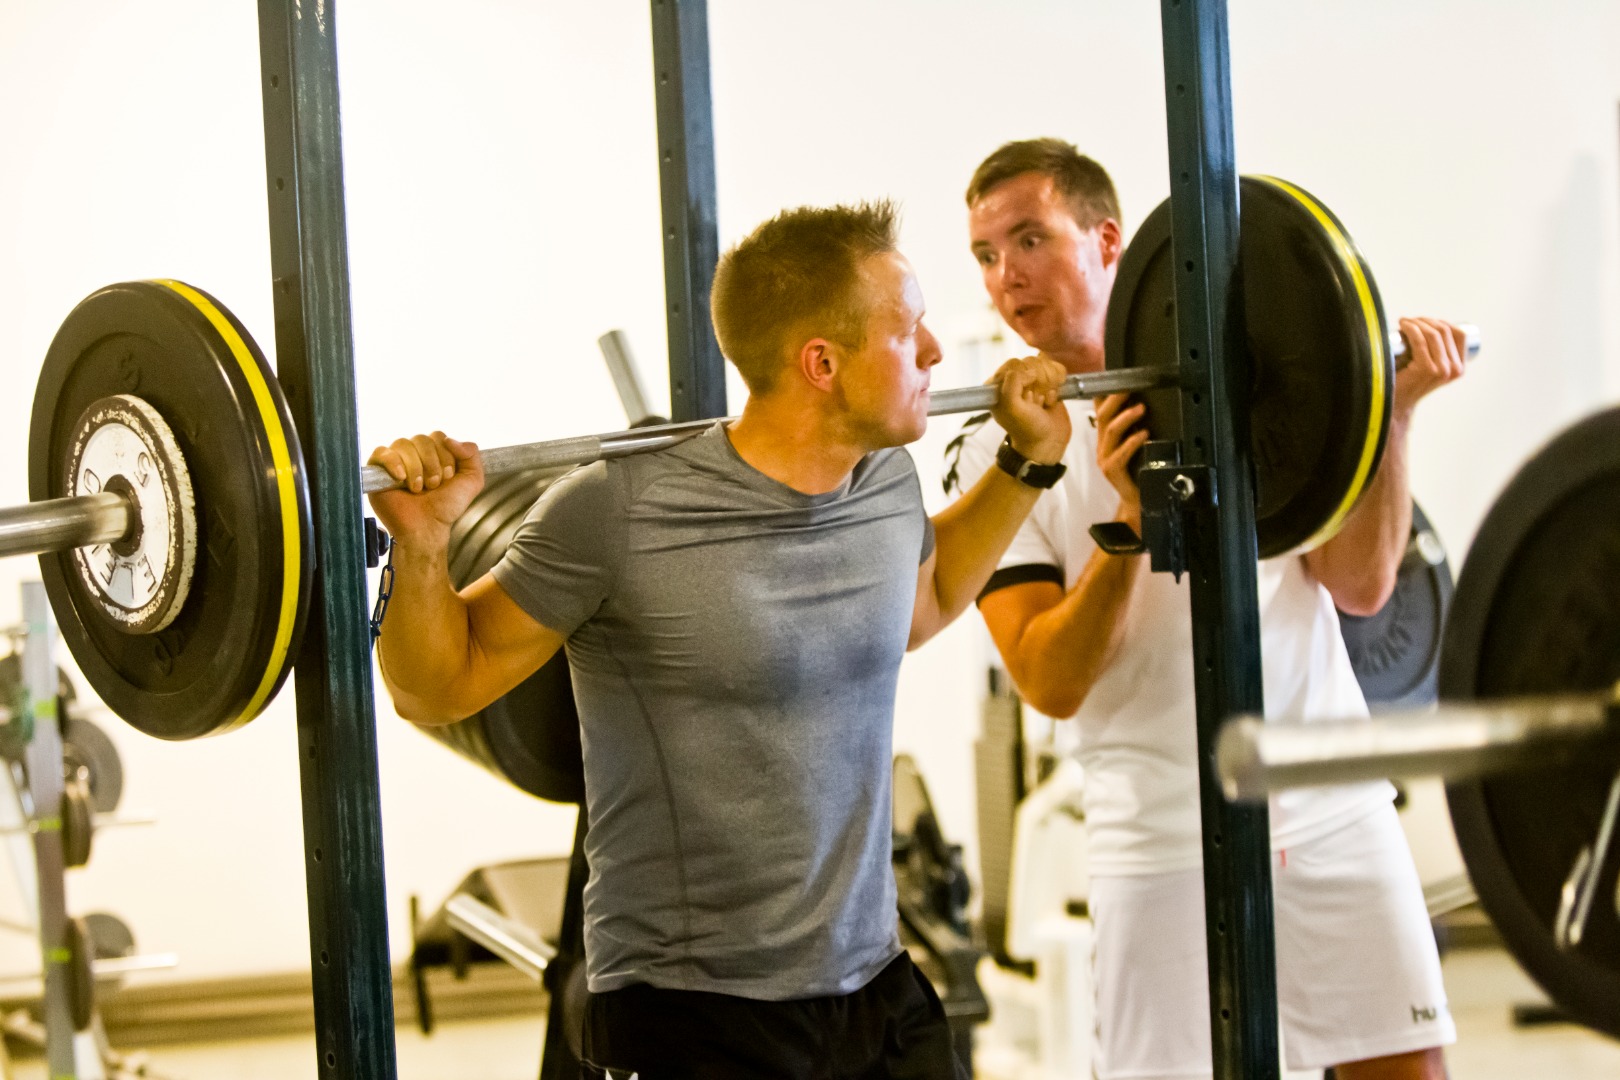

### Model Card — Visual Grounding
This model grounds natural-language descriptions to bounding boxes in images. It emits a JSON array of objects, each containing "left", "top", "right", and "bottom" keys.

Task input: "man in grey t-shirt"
[{"left": 368, "top": 201, "right": 1070, "bottom": 1078}]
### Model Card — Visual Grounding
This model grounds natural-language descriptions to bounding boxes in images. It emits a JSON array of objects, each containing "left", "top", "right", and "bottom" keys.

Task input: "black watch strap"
[{"left": 995, "top": 436, "right": 1067, "bottom": 489}]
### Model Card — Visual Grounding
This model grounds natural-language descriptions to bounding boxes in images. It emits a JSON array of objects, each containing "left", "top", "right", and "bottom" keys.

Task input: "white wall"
[{"left": 0, "top": 0, "right": 1616, "bottom": 982}]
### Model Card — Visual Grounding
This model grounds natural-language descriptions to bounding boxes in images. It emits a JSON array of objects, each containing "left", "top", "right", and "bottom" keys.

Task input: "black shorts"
[{"left": 581, "top": 952, "right": 966, "bottom": 1080}]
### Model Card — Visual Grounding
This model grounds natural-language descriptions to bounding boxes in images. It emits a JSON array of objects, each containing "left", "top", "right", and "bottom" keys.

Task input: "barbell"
[
  {"left": 4, "top": 177, "right": 1467, "bottom": 747},
  {"left": 8, "top": 281, "right": 1175, "bottom": 741},
  {"left": 1215, "top": 402, "right": 1620, "bottom": 1041}
]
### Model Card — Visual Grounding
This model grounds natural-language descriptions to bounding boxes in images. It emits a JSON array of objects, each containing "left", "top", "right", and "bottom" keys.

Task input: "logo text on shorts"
[{"left": 1411, "top": 1005, "right": 1438, "bottom": 1023}]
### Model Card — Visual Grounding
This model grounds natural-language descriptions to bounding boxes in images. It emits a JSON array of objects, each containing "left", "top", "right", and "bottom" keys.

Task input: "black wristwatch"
[{"left": 995, "top": 436, "right": 1067, "bottom": 489}]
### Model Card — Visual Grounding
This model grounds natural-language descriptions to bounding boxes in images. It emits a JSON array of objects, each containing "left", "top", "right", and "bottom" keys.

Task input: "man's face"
[
  {"left": 836, "top": 251, "right": 943, "bottom": 449},
  {"left": 968, "top": 171, "right": 1118, "bottom": 364}
]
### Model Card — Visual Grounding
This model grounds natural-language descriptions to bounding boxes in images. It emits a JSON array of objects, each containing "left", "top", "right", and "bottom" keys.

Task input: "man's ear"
[
  {"left": 797, "top": 337, "right": 839, "bottom": 393},
  {"left": 1097, "top": 218, "right": 1124, "bottom": 269}
]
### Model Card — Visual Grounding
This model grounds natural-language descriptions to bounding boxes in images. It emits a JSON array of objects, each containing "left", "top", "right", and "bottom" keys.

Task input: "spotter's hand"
[{"left": 1094, "top": 392, "right": 1148, "bottom": 522}]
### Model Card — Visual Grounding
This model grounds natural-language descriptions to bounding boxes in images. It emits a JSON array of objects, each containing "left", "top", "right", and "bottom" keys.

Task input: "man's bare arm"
[
  {"left": 1306, "top": 318, "right": 1466, "bottom": 614},
  {"left": 977, "top": 390, "right": 1150, "bottom": 716},
  {"left": 978, "top": 539, "right": 1145, "bottom": 717},
  {"left": 910, "top": 466, "right": 1045, "bottom": 648},
  {"left": 910, "top": 355, "right": 1070, "bottom": 647},
  {"left": 367, "top": 431, "right": 567, "bottom": 725},
  {"left": 376, "top": 556, "right": 565, "bottom": 725}
]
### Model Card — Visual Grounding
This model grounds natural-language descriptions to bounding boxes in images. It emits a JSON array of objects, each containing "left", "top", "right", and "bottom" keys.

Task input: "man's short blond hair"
[
  {"left": 966, "top": 137, "right": 1120, "bottom": 229},
  {"left": 710, "top": 201, "right": 900, "bottom": 394}
]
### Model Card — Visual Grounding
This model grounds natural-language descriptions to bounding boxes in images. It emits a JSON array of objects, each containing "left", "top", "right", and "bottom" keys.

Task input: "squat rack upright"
[
  {"left": 254, "top": 2, "right": 724, "bottom": 1077},
  {"left": 255, "top": 2, "right": 1272, "bottom": 1079},
  {"left": 1156, "top": 3, "right": 1279, "bottom": 1077}
]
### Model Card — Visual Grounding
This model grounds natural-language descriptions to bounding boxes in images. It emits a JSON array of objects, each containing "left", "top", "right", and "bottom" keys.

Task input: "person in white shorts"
[{"left": 950, "top": 137, "right": 1465, "bottom": 1079}]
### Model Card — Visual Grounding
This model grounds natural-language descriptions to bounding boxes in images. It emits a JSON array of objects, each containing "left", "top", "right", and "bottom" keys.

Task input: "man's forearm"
[
  {"left": 1005, "top": 532, "right": 1143, "bottom": 717},
  {"left": 375, "top": 536, "right": 476, "bottom": 706},
  {"left": 1306, "top": 414, "right": 1414, "bottom": 615},
  {"left": 927, "top": 467, "right": 1045, "bottom": 625}
]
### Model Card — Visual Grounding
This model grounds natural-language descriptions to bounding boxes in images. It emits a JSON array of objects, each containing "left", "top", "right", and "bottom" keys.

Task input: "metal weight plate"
[
  {"left": 64, "top": 394, "right": 197, "bottom": 634},
  {"left": 61, "top": 777, "right": 95, "bottom": 870},
  {"left": 418, "top": 466, "right": 585, "bottom": 804},
  {"left": 1337, "top": 500, "right": 1453, "bottom": 707},
  {"left": 62, "top": 714, "right": 123, "bottom": 815},
  {"left": 83, "top": 911, "right": 136, "bottom": 993},
  {"left": 29, "top": 281, "right": 313, "bottom": 740},
  {"left": 65, "top": 916, "right": 94, "bottom": 1031},
  {"left": 1442, "top": 406, "right": 1620, "bottom": 1040},
  {"left": 1105, "top": 175, "right": 1392, "bottom": 558},
  {"left": 0, "top": 656, "right": 124, "bottom": 811}
]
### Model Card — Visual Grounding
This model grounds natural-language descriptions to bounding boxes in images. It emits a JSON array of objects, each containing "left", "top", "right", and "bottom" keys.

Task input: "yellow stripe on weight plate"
[
  {"left": 155, "top": 279, "right": 303, "bottom": 731},
  {"left": 1251, "top": 176, "right": 1389, "bottom": 552}
]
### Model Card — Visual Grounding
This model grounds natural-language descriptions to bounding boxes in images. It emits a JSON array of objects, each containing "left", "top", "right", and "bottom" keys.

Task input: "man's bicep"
[
  {"left": 458, "top": 573, "right": 570, "bottom": 710},
  {"left": 977, "top": 576, "right": 1065, "bottom": 668}
]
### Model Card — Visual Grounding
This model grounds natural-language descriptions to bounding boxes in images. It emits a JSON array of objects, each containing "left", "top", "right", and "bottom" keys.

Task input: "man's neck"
[{"left": 726, "top": 395, "right": 864, "bottom": 495}]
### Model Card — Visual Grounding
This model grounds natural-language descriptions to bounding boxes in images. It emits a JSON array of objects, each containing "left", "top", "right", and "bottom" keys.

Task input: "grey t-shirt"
[{"left": 491, "top": 423, "right": 935, "bottom": 999}]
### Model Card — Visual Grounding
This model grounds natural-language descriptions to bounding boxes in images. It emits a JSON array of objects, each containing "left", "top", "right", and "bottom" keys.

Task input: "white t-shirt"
[{"left": 954, "top": 401, "right": 1394, "bottom": 877}]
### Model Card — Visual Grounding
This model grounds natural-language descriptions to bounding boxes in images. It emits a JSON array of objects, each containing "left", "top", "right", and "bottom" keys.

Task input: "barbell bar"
[
  {"left": 1, "top": 364, "right": 1183, "bottom": 567},
  {"left": 357, "top": 364, "right": 1182, "bottom": 494},
  {"left": 355, "top": 325, "right": 1475, "bottom": 496},
  {"left": 0, "top": 494, "right": 131, "bottom": 563},
  {"left": 2, "top": 328, "right": 1479, "bottom": 558},
  {"left": 1215, "top": 688, "right": 1618, "bottom": 801}
]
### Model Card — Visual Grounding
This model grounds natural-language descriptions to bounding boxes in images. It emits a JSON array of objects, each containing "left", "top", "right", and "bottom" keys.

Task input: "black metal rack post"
[
  {"left": 257, "top": 3, "right": 399, "bottom": 1078},
  {"left": 649, "top": 0, "right": 726, "bottom": 422},
  {"left": 1157, "top": 2, "right": 1279, "bottom": 1077}
]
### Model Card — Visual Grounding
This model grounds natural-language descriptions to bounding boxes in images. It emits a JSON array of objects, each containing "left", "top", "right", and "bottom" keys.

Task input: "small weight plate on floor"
[
  {"left": 1105, "top": 175, "right": 1392, "bottom": 558},
  {"left": 418, "top": 466, "right": 584, "bottom": 804},
  {"left": 1442, "top": 405, "right": 1620, "bottom": 1040},
  {"left": 62, "top": 713, "right": 123, "bottom": 814},
  {"left": 1337, "top": 500, "right": 1453, "bottom": 707},
  {"left": 30, "top": 281, "right": 313, "bottom": 740}
]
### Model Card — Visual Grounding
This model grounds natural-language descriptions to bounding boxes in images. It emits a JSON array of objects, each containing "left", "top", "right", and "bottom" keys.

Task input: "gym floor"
[{"left": 5, "top": 946, "right": 1616, "bottom": 1079}]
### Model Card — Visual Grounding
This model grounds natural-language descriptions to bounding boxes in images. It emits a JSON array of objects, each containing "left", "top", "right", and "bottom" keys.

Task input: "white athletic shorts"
[{"left": 1088, "top": 803, "right": 1456, "bottom": 1078}]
